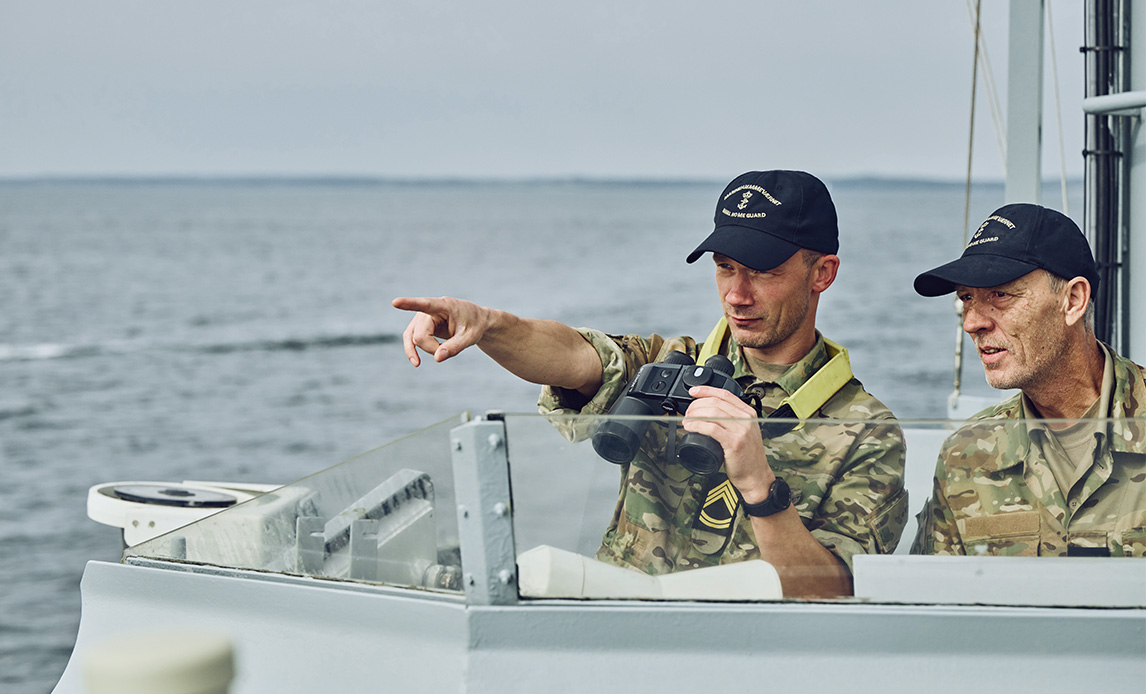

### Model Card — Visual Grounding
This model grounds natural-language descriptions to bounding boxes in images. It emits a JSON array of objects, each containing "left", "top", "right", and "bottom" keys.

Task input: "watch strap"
[{"left": 740, "top": 478, "right": 791, "bottom": 517}]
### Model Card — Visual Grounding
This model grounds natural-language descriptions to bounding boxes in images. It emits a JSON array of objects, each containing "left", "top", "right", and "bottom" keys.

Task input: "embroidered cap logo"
[
  {"left": 966, "top": 214, "right": 1014, "bottom": 250},
  {"left": 719, "top": 185, "right": 782, "bottom": 220}
]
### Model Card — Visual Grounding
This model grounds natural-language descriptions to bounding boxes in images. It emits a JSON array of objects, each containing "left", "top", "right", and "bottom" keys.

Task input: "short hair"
[
  {"left": 799, "top": 248, "right": 824, "bottom": 269},
  {"left": 1045, "top": 270, "right": 1095, "bottom": 333}
]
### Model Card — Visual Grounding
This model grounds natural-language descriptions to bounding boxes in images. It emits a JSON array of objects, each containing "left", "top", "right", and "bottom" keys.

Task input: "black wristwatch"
[{"left": 741, "top": 478, "right": 791, "bottom": 517}]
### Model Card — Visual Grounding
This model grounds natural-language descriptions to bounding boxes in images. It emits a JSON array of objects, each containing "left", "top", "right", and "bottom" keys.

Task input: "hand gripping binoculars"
[{"left": 591, "top": 350, "right": 743, "bottom": 476}]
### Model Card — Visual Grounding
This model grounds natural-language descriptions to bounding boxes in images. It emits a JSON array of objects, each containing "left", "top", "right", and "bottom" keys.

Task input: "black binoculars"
[{"left": 591, "top": 350, "right": 743, "bottom": 476}]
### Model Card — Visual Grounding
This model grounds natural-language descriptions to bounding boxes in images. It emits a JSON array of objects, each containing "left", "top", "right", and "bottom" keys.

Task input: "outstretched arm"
[{"left": 392, "top": 296, "right": 604, "bottom": 398}]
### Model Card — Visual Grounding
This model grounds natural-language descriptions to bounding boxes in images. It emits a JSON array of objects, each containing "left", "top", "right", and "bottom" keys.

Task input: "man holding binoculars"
[{"left": 394, "top": 170, "right": 906, "bottom": 598}]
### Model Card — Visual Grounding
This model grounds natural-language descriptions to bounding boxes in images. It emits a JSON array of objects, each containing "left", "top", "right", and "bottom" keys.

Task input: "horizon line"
[{"left": 0, "top": 173, "right": 1085, "bottom": 187}]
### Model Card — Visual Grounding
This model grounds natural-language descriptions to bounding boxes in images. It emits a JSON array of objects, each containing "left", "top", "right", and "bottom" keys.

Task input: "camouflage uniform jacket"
[
  {"left": 911, "top": 344, "right": 1146, "bottom": 557},
  {"left": 538, "top": 328, "right": 908, "bottom": 575}
]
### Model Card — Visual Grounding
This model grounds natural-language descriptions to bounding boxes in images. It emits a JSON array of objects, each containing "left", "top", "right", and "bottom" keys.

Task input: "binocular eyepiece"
[{"left": 591, "top": 351, "right": 743, "bottom": 476}]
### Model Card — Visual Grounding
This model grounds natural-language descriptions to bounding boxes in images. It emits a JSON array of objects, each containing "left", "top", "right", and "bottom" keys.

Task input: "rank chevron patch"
[{"left": 698, "top": 479, "right": 740, "bottom": 530}]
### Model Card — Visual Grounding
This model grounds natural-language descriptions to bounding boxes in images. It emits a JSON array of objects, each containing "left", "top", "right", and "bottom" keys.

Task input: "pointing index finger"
[{"left": 392, "top": 296, "right": 442, "bottom": 313}]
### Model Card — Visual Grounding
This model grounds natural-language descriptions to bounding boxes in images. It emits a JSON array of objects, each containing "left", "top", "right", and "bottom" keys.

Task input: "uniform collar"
[
  {"left": 728, "top": 331, "right": 830, "bottom": 397},
  {"left": 1104, "top": 342, "right": 1146, "bottom": 454},
  {"left": 975, "top": 341, "right": 1146, "bottom": 473}
]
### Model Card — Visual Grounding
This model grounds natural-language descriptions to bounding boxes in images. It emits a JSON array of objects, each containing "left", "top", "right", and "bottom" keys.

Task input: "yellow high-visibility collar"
[{"left": 696, "top": 317, "right": 852, "bottom": 419}]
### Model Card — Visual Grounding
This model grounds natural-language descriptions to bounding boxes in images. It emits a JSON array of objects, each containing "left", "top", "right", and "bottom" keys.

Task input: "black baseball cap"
[
  {"left": 913, "top": 203, "right": 1099, "bottom": 296},
  {"left": 686, "top": 170, "right": 840, "bottom": 272}
]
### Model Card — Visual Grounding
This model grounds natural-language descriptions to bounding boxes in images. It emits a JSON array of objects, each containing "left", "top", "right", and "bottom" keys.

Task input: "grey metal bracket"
[
  {"left": 1083, "top": 90, "right": 1146, "bottom": 117},
  {"left": 296, "top": 517, "right": 326, "bottom": 574},
  {"left": 450, "top": 417, "right": 518, "bottom": 606}
]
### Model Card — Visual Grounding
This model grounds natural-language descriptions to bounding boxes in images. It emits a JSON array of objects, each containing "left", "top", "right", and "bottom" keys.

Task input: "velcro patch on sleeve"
[{"left": 961, "top": 510, "right": 1040, "bottom": 539}]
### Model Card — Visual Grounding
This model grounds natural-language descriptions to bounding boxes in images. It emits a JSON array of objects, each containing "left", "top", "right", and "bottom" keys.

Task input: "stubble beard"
[
  {"left": 729, "top": 292, "right": 810, "bottom": 352},
  {"left": 979, "top": 322, "right": 1070, "bottom": 393}
]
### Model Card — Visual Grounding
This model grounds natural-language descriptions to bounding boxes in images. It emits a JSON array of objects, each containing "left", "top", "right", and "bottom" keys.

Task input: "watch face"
[{"left": 772, "top": 478, "right": 791, "bottom": 509}]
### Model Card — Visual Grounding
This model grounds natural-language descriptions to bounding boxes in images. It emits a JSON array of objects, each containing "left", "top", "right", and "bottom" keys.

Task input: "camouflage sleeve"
[
  {"left": 806, "top": 418, "right": 909, "bottom": 573},
  {"left": 910, "top": 454, "right": 965, "bottom": 555},
  {"left": 538, "top": 328, "right": 634, "bottom": 419},
  {"left": 537, "top": 329, "right": 679, "bottom": 442}
]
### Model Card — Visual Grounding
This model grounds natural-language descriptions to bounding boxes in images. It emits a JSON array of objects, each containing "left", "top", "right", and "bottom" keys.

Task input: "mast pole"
[
  {"left": 1126, "top": 2, "right": 1146, "bottom": 362},
  {"left": 1005, "top": 0, "right": 1045, "bottom": 205}
]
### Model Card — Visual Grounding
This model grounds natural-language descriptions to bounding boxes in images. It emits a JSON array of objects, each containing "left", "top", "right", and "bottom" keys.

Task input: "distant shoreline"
[{"left": 0, "top": 175, "right": 1083, "bottom": 189}]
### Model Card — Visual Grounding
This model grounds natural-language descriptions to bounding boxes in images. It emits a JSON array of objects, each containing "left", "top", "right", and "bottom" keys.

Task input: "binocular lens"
[
  {"left": 591, "top": 421, "right": 642, "bottom": 465},
  {"left": 677, "top": 436, "right": 724, "bottom": 476}
]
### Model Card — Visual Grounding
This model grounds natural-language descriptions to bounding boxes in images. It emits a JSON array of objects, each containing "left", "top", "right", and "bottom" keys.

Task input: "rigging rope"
[
  {"left": 954, "top": 1, "right": 1072, "bottom": 400},
  {"left": 965, "top": 0, "right": 1008, "bottom": 170},
  {"left": 962, "top": 0, "right": 983, "bottom": 248},
  {"left": 955, "top": 0, "right": 984, "bottom": 397}
]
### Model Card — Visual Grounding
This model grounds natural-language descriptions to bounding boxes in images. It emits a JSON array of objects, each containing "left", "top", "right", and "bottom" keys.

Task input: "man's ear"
[
  {"left": 1063, "top": 277, "right": 1091, "bottom": 328},
  {"left": 811, "top": 254, "right": 840, "bottom": 293}
]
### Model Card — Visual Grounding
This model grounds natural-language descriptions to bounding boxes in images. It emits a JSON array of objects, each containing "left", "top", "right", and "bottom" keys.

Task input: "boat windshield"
[
  {"left": 125, "top": 411, "right": 1146, "bottom": 607},
  {"left": 125, "top": 414, "right": 468, "bottom": 595}
]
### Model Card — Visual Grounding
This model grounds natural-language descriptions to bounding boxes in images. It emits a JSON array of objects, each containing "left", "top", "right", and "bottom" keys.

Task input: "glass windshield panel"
[
  {"left": 504, "top": 412, "right": 1146, "bottom": 607},
  {"left": 125, "top": 410, "right": 1146, "bottom": 607},
  {"left": 126, "top": 414, "right": 466, "bottom": 595}
]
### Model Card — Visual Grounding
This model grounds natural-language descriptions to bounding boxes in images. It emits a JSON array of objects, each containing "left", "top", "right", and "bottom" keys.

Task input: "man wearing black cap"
[
  {"left": 394, "top": 171, "right": 907, "bottom": 596},
  {"left": 912, "top": 203, "right": 1146, "bottom": 557}
]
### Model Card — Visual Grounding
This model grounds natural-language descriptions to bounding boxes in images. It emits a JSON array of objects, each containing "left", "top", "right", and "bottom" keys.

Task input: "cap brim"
[
  {"left": 686, "top": 225, "right": 801, "bottom": 272},
  {"left": 913, "top": 254, "right": 1040, "bottom": 296}
]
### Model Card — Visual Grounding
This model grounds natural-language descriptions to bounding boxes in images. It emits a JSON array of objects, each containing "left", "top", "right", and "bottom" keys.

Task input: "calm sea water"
[{"left": 0, "top": 178, "right": 1081, "bottom": 692}]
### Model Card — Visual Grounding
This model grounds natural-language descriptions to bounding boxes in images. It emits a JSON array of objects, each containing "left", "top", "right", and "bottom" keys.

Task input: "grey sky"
[{"left": 0, "top": 1, "right": 1085, "bottom": 180}]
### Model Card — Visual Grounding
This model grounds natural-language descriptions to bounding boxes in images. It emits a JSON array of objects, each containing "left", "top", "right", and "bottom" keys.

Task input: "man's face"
[
  {"left": 714, "top": 252, "right": 816, "bottom": 355},
  {"left": 957, "top": 271, "right": 1069, "bottom": 391}
]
